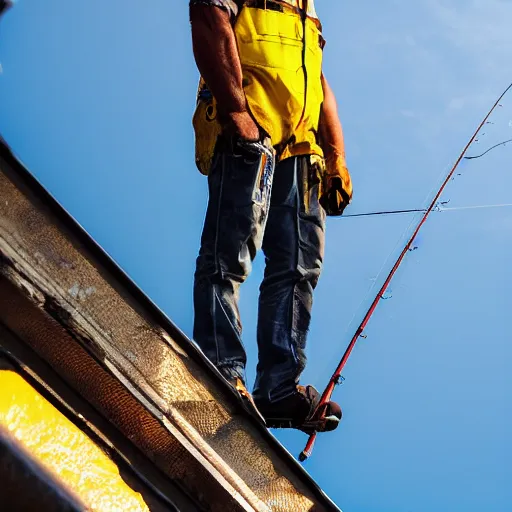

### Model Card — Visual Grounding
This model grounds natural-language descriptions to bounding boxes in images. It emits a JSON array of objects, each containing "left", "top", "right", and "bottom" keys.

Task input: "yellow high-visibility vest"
[{"left": 193, "top": 0, "right": 325, "bottom": 175}]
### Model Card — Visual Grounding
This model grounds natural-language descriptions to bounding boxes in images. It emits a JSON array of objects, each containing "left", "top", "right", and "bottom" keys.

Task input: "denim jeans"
[{"left": 193, "top": 137, "right": 326, "bottom": 403}]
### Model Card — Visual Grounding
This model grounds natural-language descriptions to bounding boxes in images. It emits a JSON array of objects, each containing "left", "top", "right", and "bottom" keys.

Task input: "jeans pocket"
[
  {"left": 253, "top": 147, "right": 274, "bottom": 208},
  {"left": 228, "top": 139, "right": 275, "bottom": 209}
]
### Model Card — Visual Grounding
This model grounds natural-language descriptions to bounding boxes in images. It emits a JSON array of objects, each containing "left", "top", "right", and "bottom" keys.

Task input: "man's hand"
[
  {"left": 223, "top": 111, "right": 260, "bottom": 141},
  {"left": 320, "top": 176, "right": 351, "bottom": 216}
]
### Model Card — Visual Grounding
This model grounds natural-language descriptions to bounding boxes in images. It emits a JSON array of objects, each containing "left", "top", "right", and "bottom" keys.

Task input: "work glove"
[{"left": 320, "top": 157, "right": 353, "bottom": 216}]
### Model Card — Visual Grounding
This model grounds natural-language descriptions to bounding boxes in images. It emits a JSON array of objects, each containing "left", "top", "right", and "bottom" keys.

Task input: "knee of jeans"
[
  {"left": 195, "top": 262, "right": 251, "bottom": 288},
  {"left": 196, "top": 240, "right": 253, "bottom": 281}
]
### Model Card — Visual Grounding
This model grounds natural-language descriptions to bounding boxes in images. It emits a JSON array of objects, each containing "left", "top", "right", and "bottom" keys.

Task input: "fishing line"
[
  {"left": 342, "top": 209, "right": 425, "bottom": 218},
  {"left": 464, "top": 139, "right": 512, "bottom": 160},
  {"left": 440, "top": 203, "right": 512, "bottom": 212},
  {"left": 340, "top": 203, "right": 512, "bottom": 217}
]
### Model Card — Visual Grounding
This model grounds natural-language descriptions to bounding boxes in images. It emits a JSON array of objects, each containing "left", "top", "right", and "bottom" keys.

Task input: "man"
[{"left": 190, "top": 0, "right": 352, "bottom": 434}]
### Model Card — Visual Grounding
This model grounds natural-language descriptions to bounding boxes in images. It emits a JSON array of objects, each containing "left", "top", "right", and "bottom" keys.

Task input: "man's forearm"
[
  {"left": 190, "top": 5, "right": 246, "bottom": 116},
  {"left": 318, "top": 74, "right": 352, "bottom": 212},
  {"left": 319, "top": 74, "right": 346, "bottom": 169}
]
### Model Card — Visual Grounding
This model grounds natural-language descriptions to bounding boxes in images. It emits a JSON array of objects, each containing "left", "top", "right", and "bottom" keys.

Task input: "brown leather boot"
[{"left": 254, "top": 385, "right": 342, "bottom": 434}]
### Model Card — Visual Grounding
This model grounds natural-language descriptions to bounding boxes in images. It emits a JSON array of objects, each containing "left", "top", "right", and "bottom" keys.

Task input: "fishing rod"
[{"left": 299, "top": 81, "right": 512, "bottom": 462}]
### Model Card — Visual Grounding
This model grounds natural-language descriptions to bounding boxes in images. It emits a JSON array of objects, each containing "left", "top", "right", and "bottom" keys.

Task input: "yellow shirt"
[{"left": 192, "top": 0, "right": 325, "bottom": 174}]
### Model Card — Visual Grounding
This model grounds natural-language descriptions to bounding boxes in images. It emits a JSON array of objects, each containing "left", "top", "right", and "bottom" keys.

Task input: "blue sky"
[{"left": 1, "top": 2, "right": 511, "bottom": 511}]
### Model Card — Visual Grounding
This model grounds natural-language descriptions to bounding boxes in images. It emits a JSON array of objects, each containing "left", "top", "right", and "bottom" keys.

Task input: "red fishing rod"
[{"left": 299, "top": 81, "right": 512, "bottom": 462}]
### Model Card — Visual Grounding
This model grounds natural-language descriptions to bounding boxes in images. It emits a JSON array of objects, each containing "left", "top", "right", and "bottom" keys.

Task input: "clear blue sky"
[{"left": 1, "top": 2, "right": 511, "bottom": 511}]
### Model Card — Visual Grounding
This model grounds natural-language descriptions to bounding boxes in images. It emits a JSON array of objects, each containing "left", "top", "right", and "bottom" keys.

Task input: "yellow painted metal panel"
[{"left": 0, "top": 370, "right": 149, "bottom": 512}]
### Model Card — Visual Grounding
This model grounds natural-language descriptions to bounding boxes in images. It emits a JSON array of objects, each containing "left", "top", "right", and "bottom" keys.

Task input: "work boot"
[
  {"left": 254, "top": 385, "right": 342, "bottom": 435},
  {"left": 228, "top": 377, "right": 266, "bottom": 425}
]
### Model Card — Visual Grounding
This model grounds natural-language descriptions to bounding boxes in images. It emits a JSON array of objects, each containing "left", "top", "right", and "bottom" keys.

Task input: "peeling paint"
[{"left": 68, "top": 284, "right": 96, "bottom": 301}]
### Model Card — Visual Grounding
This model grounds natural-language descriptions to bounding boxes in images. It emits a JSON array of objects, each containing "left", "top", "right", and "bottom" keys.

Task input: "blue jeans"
[{"left": 193, "top": 137, "right": 326, "bottom": 403}]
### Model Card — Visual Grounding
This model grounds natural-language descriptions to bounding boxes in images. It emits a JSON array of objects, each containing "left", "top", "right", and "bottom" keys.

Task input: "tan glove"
[{"left": 320, "top": 156, "right": 353, "bottom": 216}]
